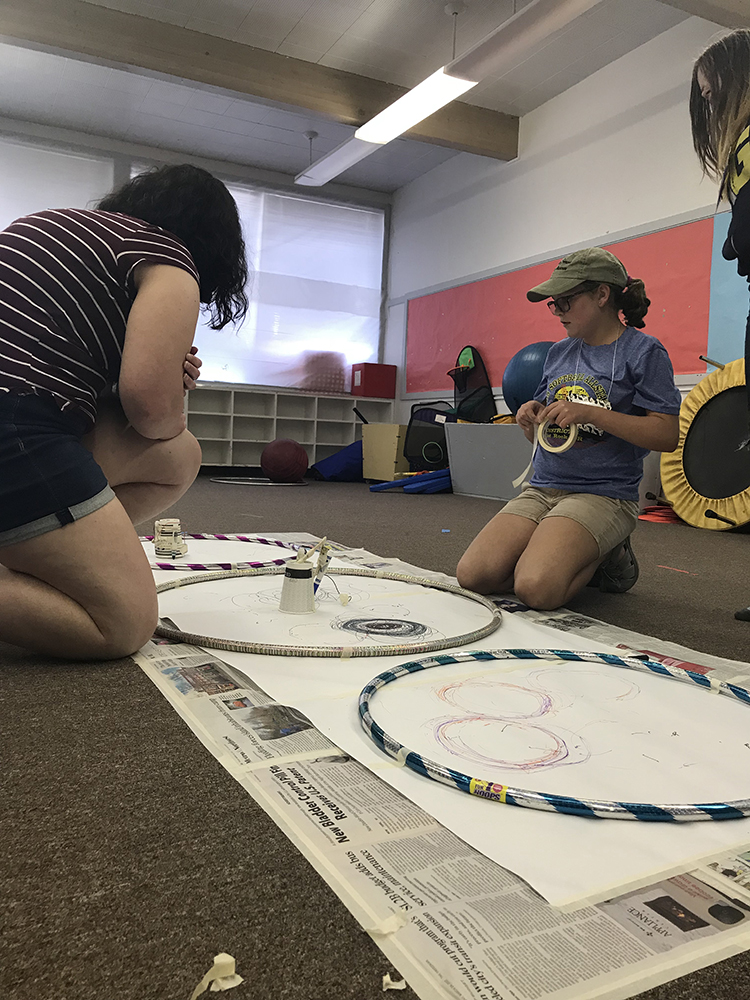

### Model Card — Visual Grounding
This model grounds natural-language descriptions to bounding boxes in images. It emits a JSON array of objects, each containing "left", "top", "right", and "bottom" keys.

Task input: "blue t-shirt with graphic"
[{"left": 531, "top": 327, "right": 682, "bottom": 501}]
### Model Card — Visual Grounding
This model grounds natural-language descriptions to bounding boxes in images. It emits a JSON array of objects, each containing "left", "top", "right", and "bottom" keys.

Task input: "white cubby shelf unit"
[{"left": 186, "top": 383, "right": 394, "bottom": 467}]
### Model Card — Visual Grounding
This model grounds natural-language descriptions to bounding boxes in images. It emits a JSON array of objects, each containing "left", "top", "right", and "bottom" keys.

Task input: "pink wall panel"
[{"left": 405, "top": 218, "right": 714, "bottom": 393}]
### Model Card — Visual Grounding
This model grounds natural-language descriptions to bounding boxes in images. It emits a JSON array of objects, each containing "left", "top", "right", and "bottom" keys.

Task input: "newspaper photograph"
[
  {"left": 142, "top": 646, "right": 339, "bottom": 768},
  {"left": 696, "top": 850, "right": 750, "bottom": 904}
]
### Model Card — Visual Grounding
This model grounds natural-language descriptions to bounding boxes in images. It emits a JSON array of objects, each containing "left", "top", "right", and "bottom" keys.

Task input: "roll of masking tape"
[{"left": 537, "top": 419, "right": 578, "bottom": 453}]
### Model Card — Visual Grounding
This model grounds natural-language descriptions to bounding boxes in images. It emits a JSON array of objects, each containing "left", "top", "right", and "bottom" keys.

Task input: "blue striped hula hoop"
[{"left": 358, "top": 648, "right": 750, "bottom": 821}]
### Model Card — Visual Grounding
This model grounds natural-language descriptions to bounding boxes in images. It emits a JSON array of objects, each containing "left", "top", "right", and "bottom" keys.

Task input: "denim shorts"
[{"left": 0, "top": 392, "right": 115, "bottom": 548}]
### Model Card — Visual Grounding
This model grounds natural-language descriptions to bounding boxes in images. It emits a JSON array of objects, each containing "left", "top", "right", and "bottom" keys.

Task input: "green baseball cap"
[{"left": 526, "top": 248, "right": 628, "bottom": 302}]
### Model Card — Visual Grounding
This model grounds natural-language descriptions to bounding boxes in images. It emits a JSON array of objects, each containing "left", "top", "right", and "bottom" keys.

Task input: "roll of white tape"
[{"left": 537, "top": 419, "right": 578, "bottom": 453}]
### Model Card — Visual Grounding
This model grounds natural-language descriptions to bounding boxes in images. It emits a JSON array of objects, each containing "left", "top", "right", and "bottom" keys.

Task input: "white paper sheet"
[{"left": 157, "top": 568, "right": 750, "bottom": 909}]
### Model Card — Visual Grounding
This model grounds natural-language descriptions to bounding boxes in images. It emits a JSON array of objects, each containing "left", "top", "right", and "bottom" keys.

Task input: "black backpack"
[
  {"left": 402, "top": 400, "right": 456, "bottom": 472},
  {"left": 447, "top": 345, "right": 497, "bottom": 423}
]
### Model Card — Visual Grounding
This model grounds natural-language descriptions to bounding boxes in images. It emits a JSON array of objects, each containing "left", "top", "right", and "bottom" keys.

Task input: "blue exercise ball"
[{"left": 502, "top": 341, "right": 555, "bottom": 415}]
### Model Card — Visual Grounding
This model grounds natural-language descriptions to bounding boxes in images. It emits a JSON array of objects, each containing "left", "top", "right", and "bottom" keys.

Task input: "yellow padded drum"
[{"left": 661, "top": 359, "right": 750, "bottom": 530}]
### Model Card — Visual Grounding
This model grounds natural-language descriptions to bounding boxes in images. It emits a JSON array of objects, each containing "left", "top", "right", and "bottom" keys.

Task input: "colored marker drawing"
[{"left": 428, "top": 669, "right": 640, "bottom": 773}]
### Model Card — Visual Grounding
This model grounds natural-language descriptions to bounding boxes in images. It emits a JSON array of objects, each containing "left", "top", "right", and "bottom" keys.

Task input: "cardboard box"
[
  {"left": 362, "top": 423, "right": 410, "bottom": 481},
  {"left": 351, "top": 363, "right": 397, "bottom": 398}
]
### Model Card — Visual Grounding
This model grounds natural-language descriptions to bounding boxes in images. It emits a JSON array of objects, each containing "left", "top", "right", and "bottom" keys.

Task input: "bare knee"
[
  {"left": 86, "top": 594, "right": 159, "bottom": 660},
  {"left": 95, "top": 604, "right": 159, "bottom": 659},
  {"left": 456, "top": 555, "right": 494, "bottom": 594},
  {"left": 161, "top": 429, "right": 202, "bottom": 490},
  {"left": 513, "top": 569, "right": 565, "bottom": 611}
]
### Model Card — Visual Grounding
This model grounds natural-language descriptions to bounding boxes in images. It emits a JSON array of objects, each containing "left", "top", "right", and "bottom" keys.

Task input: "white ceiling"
[
  {"left": 81, "top": 0, "right": 688, "bottom": 114},
  {"left": 0, "top": 0, "right": 689, "bottom": 193}
]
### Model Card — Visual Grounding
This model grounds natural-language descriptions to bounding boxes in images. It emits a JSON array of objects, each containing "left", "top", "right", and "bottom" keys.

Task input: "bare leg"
[
  {"left": 457, "top": 512, "right": 538, "bottom": 594},
  {"left": 513, "top": 516, "right": 601, "bottom": 610},
  {"left": 82, "top": 399, "right": 202, "bottom": 524},
  {"left": 0, "top": 500, "right": 158, "bottom": 659},
  {"left": 0, "top": 400, "right": 201, "bottom": 660}
]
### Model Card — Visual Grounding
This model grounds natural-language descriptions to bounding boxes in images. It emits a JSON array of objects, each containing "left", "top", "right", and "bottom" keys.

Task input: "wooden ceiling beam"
[
  {"left": 0, "top": 0, "right": 518, "bottom": 160},
  {"left": 659, "top": 0, "right": 750, "bottom": 28}
]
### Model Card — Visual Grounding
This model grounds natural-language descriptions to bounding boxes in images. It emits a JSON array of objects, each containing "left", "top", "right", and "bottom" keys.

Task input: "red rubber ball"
[{"left": 260, "top": 439, "right": 309, "bottom": 483}]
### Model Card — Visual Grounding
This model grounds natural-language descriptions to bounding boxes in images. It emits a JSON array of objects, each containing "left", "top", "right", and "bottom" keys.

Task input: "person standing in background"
[{"left": 690, "top": 28, "right": 750, "bottom": 620}]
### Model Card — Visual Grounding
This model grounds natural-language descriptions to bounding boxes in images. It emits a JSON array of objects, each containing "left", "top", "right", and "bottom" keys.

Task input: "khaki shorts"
[{"left": 500, "top": 486, "right": 640, "bottom": 559}]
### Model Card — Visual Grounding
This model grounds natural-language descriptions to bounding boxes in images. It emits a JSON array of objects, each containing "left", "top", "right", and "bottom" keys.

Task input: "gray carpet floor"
[{"left": 2, "top": 474, "right": 749, "bottom": 1000}]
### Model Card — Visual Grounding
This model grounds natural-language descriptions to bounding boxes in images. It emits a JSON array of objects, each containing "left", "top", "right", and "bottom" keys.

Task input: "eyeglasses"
[{"left": 546, "top": 289, "right": 590, "bottom": 314}]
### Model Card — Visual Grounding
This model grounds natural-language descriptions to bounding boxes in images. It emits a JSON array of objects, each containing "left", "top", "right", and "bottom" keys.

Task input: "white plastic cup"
[{"left": 279, "top": 564, "right": 315, "bottom": 614}]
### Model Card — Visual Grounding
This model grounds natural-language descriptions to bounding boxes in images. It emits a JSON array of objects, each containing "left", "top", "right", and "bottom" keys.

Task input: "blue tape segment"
[
  {"left": 645, "top": 662, "right": 672, "bottom": 677},
  {"left": 369, "top": 722, "right": 388, "bottom": 752},
  {"left": 470, "top": 651, "right": 497, "bottom": 661},
  {"left": 403, "top": 660, "right": 426, "bottom": 674},
  {"left": 599, "top": 654, "right": 629, "bottom": 665},
  {"left": 551, "top": 650, "right": 585, "bottom": 661},
  {"left": 507, "top": 649, "right": 540, "bottom": 659},
  {"left": 685, "top": 670, "right": 711, "bottom": 687},
  {"left": 406, "top": 754, "right": 432, "bottom": 780},
  {"left": 378, "top": 670, "right": 398, "bottom": 684},
  {"left": 696, "top": 803, "right": 747, "bottom": 820},
  {"left": 728, "top": 683, "right": 750, "bottom": 705},
  {"left": 434, "top": 654, "right": 460, "bottom": 665},
  {"left": 446, "top": 769, "right": 472, "bottom": 794},
  {"left": 541, "top": 793, "right": 599, "bottom": 818},
  {"left": 619, "top": 802, "right": 676, "bottom": 822}
]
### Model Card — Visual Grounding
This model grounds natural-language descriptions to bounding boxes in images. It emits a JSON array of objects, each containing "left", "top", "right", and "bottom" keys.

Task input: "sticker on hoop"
[{"left": 470, "top": 780, "right": 509, "bottom": 803}]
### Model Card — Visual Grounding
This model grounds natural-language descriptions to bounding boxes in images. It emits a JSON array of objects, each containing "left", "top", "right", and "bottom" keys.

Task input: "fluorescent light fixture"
[
  {"left": 295, "top": 136, "right": 381, "bottom": 187},
  {"left": 447, "top": 0, "right": 604, "bottom": 82},
  {"left": 354, "top": 68, "right": 477, "bottom": 145},
  {"left": 294, "top": 0, "right": 606, "bottom": 187}
]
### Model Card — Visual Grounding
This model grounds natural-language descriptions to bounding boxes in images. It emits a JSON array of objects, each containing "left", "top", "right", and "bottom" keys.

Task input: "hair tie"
[{"left": 624, "top": 275, "right": 633, "bottom": 289}]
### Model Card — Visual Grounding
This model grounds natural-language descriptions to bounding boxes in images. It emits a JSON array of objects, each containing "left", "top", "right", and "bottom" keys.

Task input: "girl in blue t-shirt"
[{"left": 457, "top": 247, "right": 681, "bottom": 610}]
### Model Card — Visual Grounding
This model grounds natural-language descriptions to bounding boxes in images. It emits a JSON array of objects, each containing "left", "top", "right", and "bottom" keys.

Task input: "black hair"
[
  {"left": 609, "top": 280, "right": 650, "bottom": 329},
  {"left": 97, "top": 164, "right": 249, "bottom": 329}
]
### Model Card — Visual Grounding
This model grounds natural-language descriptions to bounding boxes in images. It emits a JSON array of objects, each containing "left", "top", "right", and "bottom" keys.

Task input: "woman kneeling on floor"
[
  {"left": 0, "top": 164, "right": 248, "bottom": 659},
  {"left": 457, "top": 247, "right": 681, "bottom": 610}
]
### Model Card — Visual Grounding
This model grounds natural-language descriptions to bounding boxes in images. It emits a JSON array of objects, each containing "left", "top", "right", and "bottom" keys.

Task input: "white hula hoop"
[{"left": 537, "top": 419, "right": 578, "bottom": 453}]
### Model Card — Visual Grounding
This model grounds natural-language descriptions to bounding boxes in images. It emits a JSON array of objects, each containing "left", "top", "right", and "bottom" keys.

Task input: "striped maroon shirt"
[{"left": 0, "top": 208, "right": 200, "bottom": 429}]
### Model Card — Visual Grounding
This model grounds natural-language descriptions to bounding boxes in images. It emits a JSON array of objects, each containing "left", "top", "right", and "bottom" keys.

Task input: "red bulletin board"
[{"left": 405, "top": 218, "right": 714, "bottom": 393}]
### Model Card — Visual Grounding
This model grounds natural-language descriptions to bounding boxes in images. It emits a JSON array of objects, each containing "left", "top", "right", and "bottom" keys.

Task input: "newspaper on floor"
[{"left": 136, "top": 640, "right": 750, "bottom": 1000}]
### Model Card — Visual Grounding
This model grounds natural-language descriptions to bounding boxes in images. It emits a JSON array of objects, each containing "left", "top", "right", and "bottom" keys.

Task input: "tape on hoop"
[{"left": 537, "top": 419, "right": 579, "bottom": 453}]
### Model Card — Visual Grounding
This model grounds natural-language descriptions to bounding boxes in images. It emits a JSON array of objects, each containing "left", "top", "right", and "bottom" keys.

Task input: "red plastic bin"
[{"left": 351, "top": 363, "right": 397, "bottom": 398}]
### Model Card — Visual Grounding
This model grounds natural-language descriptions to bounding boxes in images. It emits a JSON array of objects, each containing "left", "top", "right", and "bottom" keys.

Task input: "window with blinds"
[{"left": 190, "top": 183, "right": 386, "bottom": 392}]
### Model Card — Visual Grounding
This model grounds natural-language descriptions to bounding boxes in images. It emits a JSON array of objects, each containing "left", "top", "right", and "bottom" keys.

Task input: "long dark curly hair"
[{"left": 97, "top": 164, "right": 249, "bottom": 329}]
